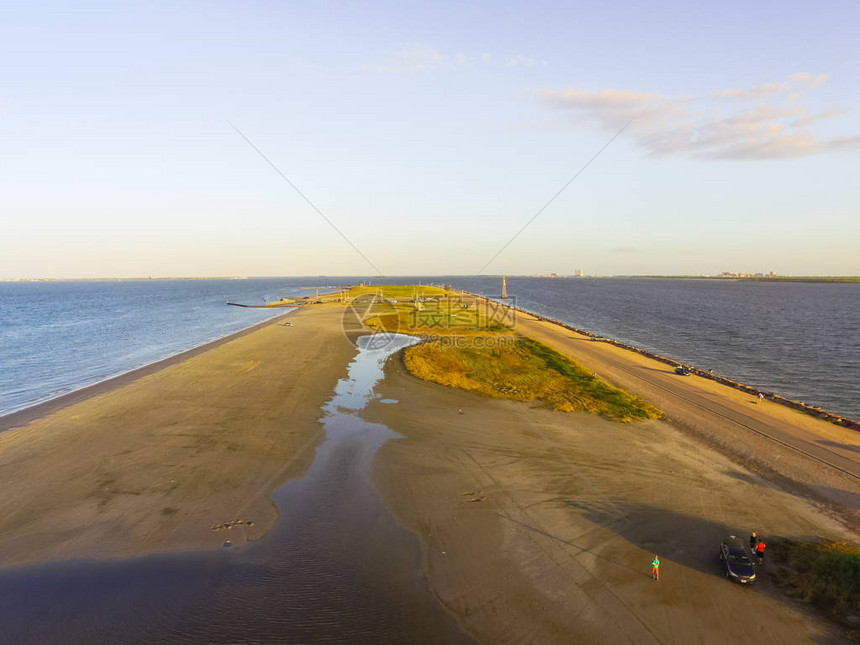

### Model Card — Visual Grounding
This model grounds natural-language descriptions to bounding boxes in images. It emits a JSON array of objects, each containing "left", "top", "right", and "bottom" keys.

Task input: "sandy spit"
[{"left": 0, "top": 305, "right": 355, "bottom": 569}]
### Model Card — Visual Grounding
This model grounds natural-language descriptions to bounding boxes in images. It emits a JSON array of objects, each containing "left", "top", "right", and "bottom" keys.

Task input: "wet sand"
[
  {"left": 514, "top": 311, "right": 860, "bottom": 525},
  {"left": 0, "top": 304, "right": 356, "bottom": 569},
  {"left": 0, "top": 333, "right": 471, "bottom": 644},
  {"left": 364, "top": 310, "right": 860, "bottom": 643},
  {"left": 1, "top": 294, "right": 859, "bottom": 642}
]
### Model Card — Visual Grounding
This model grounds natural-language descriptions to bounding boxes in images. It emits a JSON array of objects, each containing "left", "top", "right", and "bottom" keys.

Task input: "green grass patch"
[
  {"left": 770, "top": 538, "right": 860, "bottom": 618},
  {"left": 347, "top": 284, "right": 450, "bottom": 300},
  {"left": 366, "top": 304, "right": 508, "bottom": 336},
  {"left": 356, "top": 288, "right": 511, "bottom": 336},
  {"left": 404, "top": 336, "right": 662, "bottom": 422}
]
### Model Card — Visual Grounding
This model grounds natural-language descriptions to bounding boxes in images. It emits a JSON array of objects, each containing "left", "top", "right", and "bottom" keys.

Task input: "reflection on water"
[{"left": 0, "top": 334, "right": 471, "bottom": 644}]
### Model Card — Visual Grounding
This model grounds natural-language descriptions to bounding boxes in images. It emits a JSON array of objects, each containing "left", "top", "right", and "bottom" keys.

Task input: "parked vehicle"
[
  {"left": 720, "top": 535, "right": 756, "bottom": 584},
  {"left": 675, "top": 365, "right": 691, "bottom": 376}
]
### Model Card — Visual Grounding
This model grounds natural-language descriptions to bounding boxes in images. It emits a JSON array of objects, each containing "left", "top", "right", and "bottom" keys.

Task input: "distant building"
[{"left": 574, "top": 269, "right": 584, "bottom": 277}]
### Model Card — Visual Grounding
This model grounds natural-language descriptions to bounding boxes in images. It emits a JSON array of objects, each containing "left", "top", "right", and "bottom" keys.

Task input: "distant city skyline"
[
  {"left": 6, "top": 270, "right": 857, "bottom": 283},
  {"left": 2, "top": 1, "right": 858, "bottom": 279}
]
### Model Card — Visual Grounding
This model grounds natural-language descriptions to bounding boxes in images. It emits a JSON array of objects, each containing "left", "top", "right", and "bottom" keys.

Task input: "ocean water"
[
  {"left": 1, "top": 276, "right": 858, "bottom": 421},
  {"left": 0, "top": 276, "right": 857, "bottom": 641},
  {"left": 443, "top": 276, "right": 860, "bottom": 421},
  {"left": 0, "top": 278, "right": 340, "bottom": 416}
]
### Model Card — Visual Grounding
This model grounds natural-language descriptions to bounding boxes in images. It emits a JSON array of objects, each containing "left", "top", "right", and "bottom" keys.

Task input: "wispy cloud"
[
  {"left": 538, "top": 73, "right": 859, "bottom": 160},
  {"left": 365, "top": 44, "right": 545, "bottom": 73},
  {"left": 364, "top": 44, "right": 446, "bottom": 72},
  {"left": 707, "top": 72, "right": 829, "bottom": 100}
]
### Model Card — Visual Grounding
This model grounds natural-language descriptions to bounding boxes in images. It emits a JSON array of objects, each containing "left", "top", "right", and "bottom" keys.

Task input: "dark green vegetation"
[
  {"left": 404, "top": 336, "right": 662, "bottom": 423},
  {"left": 770, "top": 538, "right": 860, "bottom": 619}
]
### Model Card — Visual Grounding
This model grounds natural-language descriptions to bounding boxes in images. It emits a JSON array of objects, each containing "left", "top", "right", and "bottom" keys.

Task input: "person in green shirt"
[{"left": 651, "top": 555, "right": 660, "bottom": 581}]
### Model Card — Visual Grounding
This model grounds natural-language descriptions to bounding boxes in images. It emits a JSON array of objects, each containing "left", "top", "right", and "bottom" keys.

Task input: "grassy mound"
[
  {"left": 348, "top": 284, "right": 450, "bottom": 300},
  {"left": 404, "top": 336, "right": 662, "bottom": 423},
  {"left": 770, "top": 538, "right": 860, "bottom": 618},
  {"left": 354, "top": 287, "right": 512, "bottom": 337}
]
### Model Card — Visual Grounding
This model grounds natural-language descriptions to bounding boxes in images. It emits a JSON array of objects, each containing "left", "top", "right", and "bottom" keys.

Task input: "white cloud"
[
  {"left": 542, "top": 88, "right": 661, "bottom": 108},
  {"left": 825, "top": 135, "right": 860, "bottom": 151},
  {"left": 539, "top": 73, "right": 857, "bottom": 160},
  {"left": 708, "top": 73, "right": 829, "bottom": 100},
  {"left": 539, "top": 88, "right": 684, "bottom": 132},
  {"left": 789, "top": 106, "right": 845, "bottom": 128}
]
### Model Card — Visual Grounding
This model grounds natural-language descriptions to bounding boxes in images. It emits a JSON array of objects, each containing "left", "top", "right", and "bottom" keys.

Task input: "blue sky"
[{"left": 2, "top": 0, "right": 858, "bottom": 278}]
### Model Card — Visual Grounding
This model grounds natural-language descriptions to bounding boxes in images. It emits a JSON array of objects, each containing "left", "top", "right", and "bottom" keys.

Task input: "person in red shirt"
[{"left": 755, "top": 540, "right": 766, "bottom": 564}]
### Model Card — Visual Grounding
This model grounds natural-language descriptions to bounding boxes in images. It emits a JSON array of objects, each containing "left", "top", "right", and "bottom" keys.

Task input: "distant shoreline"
[
  {"left": 517, "top": 276, "right": 860, "bottom": 283},
  {"left": 4, "top": 275, "right": 858, "bottom": 284},
  {"left": 614, "top": 275, "right": 860, "bottom": 283},
  {"left": 0, "top": 276, "right": 250, "bottom": 282}
]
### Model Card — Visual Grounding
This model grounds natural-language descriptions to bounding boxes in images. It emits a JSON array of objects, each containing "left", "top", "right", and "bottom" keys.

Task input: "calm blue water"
[
  {"left": 1, "top": 276, "right": 858, "bottom": 420},
  {"left": 444, "top": 276, "right": 860, "bottom": 420},
  {"left": 0, "top": 275, "right": 857, "bottom": 642},
  {"left": 0, "top": 278, "right": 341, "bottom": 416}
]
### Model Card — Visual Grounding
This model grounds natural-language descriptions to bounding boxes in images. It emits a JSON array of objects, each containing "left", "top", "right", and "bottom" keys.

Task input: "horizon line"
[{"left": 3, "top": 273, "right": 859, "bottom": 282}]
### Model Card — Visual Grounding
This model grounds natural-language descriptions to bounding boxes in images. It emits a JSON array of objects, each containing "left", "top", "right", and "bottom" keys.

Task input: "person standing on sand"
[
  {"left": 750, "top": 531, "right": 757, "bottom": 551},
  {"left": 755, "top": 540, "right": 766, "bottom": 564},
  {"left": 651, "top": 555, "right": 660, "bottom": 581}
]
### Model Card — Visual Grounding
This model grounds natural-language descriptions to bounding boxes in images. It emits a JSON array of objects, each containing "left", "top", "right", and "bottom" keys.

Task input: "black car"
[{"left": 720, "top": 535, "right": 756, "bottom": 584}]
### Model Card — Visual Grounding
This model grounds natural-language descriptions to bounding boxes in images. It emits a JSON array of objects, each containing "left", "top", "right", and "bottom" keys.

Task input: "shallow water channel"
[{"left": 0, "top": 334, "right": 471, "bottom": 644}]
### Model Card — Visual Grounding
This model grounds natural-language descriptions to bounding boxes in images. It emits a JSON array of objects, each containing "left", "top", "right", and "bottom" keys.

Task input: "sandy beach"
[
  {"left": 0, "top": 304, "right": 355, "bottom": 568},
  {"left": 514, "top": 310, "right": 860, "bottom": 523},
  {"left": 360, "top": 298, "right": 860, "bottom": 643},
  {"left": 1, "top": 293, "right": 858, "bottom": 642},
  {"left": 366, "top": 347, "right": 859, "bottom": 643}
]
